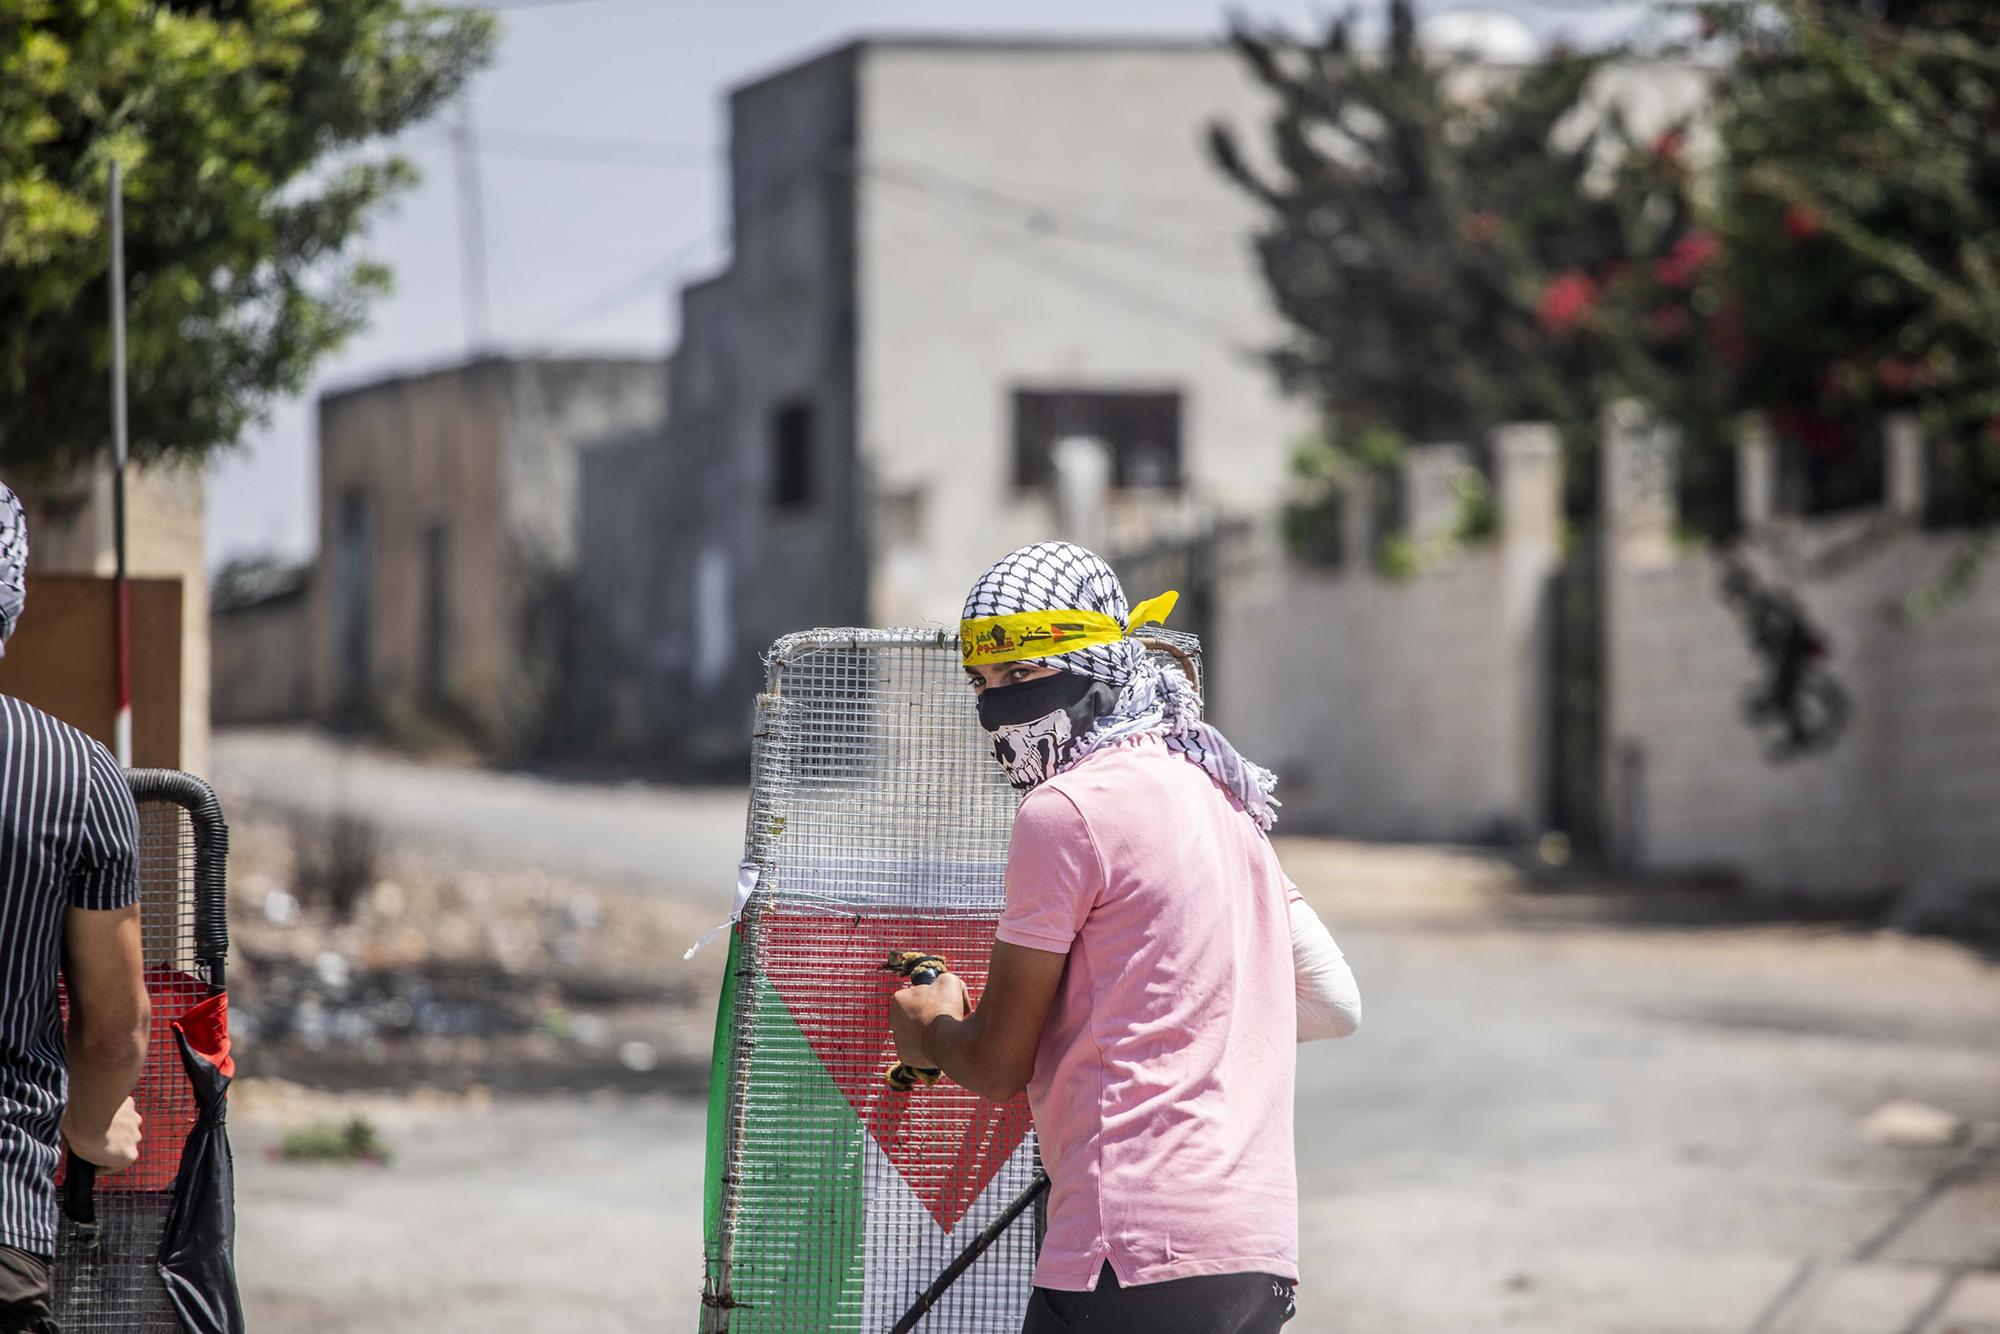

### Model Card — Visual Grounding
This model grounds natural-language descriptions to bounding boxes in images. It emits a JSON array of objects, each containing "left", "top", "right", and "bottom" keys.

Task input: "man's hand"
[
  {"left": 64, "top": 1096, "right": 142, "bottom": 1172},
  {"left": 886, "top": 942, "right": 1065, "bottom": 1103},
  {"left": 889, "top": 971, "right": 969, "bottom": 1071}
]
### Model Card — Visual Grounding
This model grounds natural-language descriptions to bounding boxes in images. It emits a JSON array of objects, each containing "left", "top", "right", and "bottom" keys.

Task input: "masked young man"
[{"left": 889, "top": 541, "right": 1360, "bottom": 1334}]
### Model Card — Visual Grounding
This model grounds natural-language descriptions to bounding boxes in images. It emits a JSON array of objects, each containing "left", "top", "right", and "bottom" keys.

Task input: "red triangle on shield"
[{"left": 760, "top": 910, "right": 1034, "bottom": 1233}]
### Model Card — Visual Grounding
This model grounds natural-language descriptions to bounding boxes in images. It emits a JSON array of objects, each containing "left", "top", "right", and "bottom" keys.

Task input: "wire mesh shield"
[
  {"left": 704, "top": 628, "right": 1200, "bottom": 1333},
  {"left": 55, "top": 782, "right": 223, "bottom": 1332}
]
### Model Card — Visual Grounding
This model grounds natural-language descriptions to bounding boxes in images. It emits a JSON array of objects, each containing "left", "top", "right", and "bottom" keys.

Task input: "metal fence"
[
  {"left": 701, "top": 627, "right": 1198, "bottom": 1332},
  {"left": 54, "top": 769, "right": 229, "bottom": 1332}
]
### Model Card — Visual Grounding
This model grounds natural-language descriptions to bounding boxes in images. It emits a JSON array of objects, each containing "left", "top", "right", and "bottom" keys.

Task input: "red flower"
[
  {"left": 1461, "top": 211, "right": 1502, "bottom": 243},
  {"left": 1783, "top": 204, "right": 1822, "bottom": 240},
  {"left": 1537, "top": 270, "right": 1600, "bottom": 334},
  {"left": 1645, "top": 304, "right": 1692, "bottom": 339},
  {"left": 1655, "top": 229, "right": 1722, "bottom": 288}
]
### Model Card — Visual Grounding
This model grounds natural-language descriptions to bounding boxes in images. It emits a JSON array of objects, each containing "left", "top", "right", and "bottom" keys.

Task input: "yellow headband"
[{"left": 960, "top": 591, "right": 1178, "bottom": 666}]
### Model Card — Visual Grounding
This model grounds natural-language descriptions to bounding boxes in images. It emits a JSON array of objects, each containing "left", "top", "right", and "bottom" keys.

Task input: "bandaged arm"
[{"left": 1290, "top": 894, "right": 1361, "bottom": 1042}]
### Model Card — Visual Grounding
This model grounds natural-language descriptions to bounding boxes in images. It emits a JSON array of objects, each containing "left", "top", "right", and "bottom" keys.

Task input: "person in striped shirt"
[{"left": 0, "top": 484, "right": 150, "bottom": 1334}]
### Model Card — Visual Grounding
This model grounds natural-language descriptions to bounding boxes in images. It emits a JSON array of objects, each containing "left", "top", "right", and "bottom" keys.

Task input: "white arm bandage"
[{"left": 1291, "top": 897, "right": 1361, "bottom": 1043}]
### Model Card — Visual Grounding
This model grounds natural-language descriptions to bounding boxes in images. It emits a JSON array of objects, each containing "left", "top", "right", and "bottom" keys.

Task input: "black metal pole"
[{"left": 889, "top": 1170, "right": 1050, "bottom": 1334}]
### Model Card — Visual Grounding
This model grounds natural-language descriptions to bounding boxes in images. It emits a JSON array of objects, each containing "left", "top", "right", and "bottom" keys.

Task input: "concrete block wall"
[
  {"left": 1603, "top": 406, "right": 2000, "bottom": 896},
  {"left": 12, "top": 462, "right": 208, "bottom": 776},
  {"left": 1214, "top": 428, "right": 1563, "bottom": 840}
]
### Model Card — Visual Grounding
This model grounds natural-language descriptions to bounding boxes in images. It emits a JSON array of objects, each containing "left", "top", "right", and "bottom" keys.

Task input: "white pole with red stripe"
[{"left": 108, "top": 160, "right": 132, "bottom": 766}]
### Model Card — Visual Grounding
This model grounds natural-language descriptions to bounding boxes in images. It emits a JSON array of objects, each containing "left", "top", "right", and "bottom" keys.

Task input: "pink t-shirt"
[{"left": 997, "top": 736, "right": 1300, "bottom": 1291}]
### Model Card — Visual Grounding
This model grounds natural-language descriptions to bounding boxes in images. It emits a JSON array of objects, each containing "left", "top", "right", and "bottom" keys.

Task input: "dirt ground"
[{"left": 212, "top": 729, "right": 2000, "bottom": 1334}]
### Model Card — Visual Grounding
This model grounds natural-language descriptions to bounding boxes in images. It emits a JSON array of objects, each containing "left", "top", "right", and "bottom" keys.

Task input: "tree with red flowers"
[
  {"left": 1609, "top": 0, "right": 2000, "bottom": 758},
  {"left": 1697, "top": 0, "right": 2000, "bottom": 562},
  {"left": 1211, "top": 0, "right": 1702, "bottom": 532},
  {"left": 1219, "top": 0, "right": 1999, "bottom": 762}
]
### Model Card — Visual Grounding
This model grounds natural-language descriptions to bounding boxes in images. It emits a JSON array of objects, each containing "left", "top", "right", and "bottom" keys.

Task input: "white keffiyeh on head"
[
  {"left": 960, "top": 541, "right": 1280, "bottom": 831},
  {"left": 0, "top": 484, "right": 25, "bottom": 657}
]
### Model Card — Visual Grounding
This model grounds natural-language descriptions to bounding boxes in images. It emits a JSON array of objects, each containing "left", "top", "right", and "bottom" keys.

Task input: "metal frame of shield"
[
  {"left": 54, "top": 768, "right": 240, "bottom": 1333},
  {"left": 700, "top": 627, "right": 1200, "bottom": 1332}
]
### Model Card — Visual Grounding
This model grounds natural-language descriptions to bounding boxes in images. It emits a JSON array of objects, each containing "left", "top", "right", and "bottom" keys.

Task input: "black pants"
[
  {"left": 1022, "top": 1263, "right": 1295, "bottom": 1332},
  {"left": 0, "top": 1247, "right": 55, "bottom": 1334}
]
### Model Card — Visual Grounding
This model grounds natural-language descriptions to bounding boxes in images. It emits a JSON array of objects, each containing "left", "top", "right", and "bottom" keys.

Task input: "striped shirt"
[{"left": 0, "top": 694, "right": 138, "bottom": 1255}]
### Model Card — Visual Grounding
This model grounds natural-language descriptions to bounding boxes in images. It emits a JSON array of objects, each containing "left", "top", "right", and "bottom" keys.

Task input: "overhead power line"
[
  {"left": 415, "top": 126, "right": 719, "bottom": 169},
  {"left": 474, "top": 127, "right": 717, "bottom": 168},
  {"left": 517, "top": 152, "right": 835, "bottom": 342}
]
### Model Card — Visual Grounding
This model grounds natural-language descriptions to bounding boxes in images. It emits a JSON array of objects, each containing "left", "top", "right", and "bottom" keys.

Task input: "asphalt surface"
[{"left": 211, "top": 727, "right": 749, "bottom": 898}]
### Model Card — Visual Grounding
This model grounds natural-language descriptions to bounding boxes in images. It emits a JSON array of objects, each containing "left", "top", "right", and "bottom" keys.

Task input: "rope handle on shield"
[{"left": 882, "top": 950, "right": 949, "bottom": 1091}]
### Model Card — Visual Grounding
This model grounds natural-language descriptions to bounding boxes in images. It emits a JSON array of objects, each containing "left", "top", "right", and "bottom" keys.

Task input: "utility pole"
[
  {"left": 451, "top": 97, "right": 491, "bottom": 352},
  {"left": 107, "top": 161, "right": 132, "bottom": 765}
]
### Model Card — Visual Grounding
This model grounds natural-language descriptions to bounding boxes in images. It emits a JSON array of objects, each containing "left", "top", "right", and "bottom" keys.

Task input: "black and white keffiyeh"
[
  {"left": 0, "top": 484, "right": 24, "bottom": 656},
  {"left": 961, "top": 541, "right": 1280, "bottom": 831}
]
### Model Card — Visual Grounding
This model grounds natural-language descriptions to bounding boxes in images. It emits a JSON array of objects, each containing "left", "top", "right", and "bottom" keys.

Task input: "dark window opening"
[
  {"left": 1013, "top": 389, "right": 1182, "bottom": 491},
  {"left": 771, "top": 399, "right": 815, "bottom": 509},
  {"left": 335, "top": 488, "right": 374, "bottom": 711}
]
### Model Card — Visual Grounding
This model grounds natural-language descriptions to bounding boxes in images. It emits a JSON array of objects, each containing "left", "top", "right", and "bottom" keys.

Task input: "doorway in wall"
[
  {"left": 421, "top": 519, "right": 449, "bottom": 707},
  {"left": 334, "top": 489, "right": 374, "bottom": 721}
]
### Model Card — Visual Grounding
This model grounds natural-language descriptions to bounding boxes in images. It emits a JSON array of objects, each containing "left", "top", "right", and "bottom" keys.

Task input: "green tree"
[
  {"left": 1696, "top": 0, "right": 2000, "bottom": 587},
  {"left": 0, "top": 0, "right": 495, "bottom": 474},
  {"left": 1210, "top": 0, "right": 1697, "bottom": 525},
  {"left": 1218, "top": 0, "right": 2000, "bottom": 760}
]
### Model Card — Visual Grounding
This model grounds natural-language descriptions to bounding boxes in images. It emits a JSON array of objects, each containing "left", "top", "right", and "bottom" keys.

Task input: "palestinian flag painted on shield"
[{"left": 702, "top": 912, "right": 1041, "bottom": 1331}]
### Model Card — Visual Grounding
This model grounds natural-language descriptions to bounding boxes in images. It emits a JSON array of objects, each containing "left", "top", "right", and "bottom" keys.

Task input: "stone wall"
[
  {"left": 1602, "top": 405, "right": 2000, "bottom": 897},
  {"left": 212, "top": 586, "right": 310, "bottom": 725},
  {"left": 1213, "top": 427, "right": 1563, "bottom": 840}
]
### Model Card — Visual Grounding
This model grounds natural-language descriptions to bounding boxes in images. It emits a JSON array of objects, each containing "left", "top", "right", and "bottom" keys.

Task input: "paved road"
[
  {"left": 223, "top": 772, "right": 2000, "bottom": 1334},
  {"left": 235, "top": 1096, "right": 707, "bottom": 1333},
  {"left": 1278, "top": 840, "right": 2000, "bottom": 1334},
  {"left": 212, "top": 726, "right": 750, "bottom": 901}
]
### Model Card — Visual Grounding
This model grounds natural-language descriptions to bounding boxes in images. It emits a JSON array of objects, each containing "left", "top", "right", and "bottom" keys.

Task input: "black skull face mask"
[{"left": 977, "top": 671, "right": 1119, "bottom": 790}]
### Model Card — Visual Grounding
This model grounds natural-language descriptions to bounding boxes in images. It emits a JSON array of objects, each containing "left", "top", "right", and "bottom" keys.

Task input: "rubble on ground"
[{"left": 224, "top": 811, "right": 722, "bottom": 1096}]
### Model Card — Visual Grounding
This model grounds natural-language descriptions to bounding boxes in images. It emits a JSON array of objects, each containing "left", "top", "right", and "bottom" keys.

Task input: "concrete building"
[
  {"left": 211, "top": 560, "right": 311, "bottom": 726},
  {"left": 569, "top": 425, "right": 670, "bottom": 761},
  {"left": 606, "top": 36, "right": 1709, "bottom": 766},
  {"left": 309, "top": 354, "right": 666, "bottom": 756},
  {"left": 628, "top": 38, "right": 1316, "bottom": 763}
]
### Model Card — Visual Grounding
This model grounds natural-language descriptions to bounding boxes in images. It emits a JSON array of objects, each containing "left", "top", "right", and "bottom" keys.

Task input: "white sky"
[{"left": 205, "top": 0, "right": 1660, "bottom": 569}]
